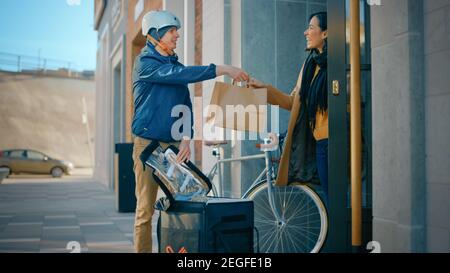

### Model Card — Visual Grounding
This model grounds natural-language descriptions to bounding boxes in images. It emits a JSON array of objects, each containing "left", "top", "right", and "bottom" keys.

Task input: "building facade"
[
  {"left": 93, "top": 0, "right": 199, "bottom": 193},
  {"left": 94, "top": 0, "right": 450, "bottom": 252},
  {"left": 94, "top": 0, "right": 128, "bottom": 189},
  {"left": 371, "top": 0, "right": 450, "bottom": 253}
]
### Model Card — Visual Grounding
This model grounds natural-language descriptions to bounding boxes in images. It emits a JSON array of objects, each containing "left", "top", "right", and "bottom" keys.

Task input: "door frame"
[
  {"left": 325, "top": 0, "right": 373, "bottom": 252},
  {"left": 324, "top": 0, "right": 349, "bottom": 252}
]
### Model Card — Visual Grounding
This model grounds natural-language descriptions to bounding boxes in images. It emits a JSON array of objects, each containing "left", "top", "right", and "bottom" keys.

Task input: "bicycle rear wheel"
[{"left": 244, "top": 182, "right": 328, "bottom": 253}]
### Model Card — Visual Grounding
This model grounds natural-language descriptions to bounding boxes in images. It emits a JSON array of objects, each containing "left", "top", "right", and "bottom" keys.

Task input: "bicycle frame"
[
  {"left": 260, "top": 137, "right": 284, "bottom": 223},
  {"left": 206, "top": 135, "right": 283, "bottom": 221},
  {"left": 207, "top": 134, "right": 328, "bottom": 252},
  {"left": 204, "top": 134, "right": 328, "bottom": 253},
  {"left": 206, "top": 151, "right": 266, "bottom": 197}
]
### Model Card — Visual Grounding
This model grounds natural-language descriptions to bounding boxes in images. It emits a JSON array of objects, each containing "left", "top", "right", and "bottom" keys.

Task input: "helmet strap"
[{"left": 147, "top": 34, "right": 175, "bottom": 56}]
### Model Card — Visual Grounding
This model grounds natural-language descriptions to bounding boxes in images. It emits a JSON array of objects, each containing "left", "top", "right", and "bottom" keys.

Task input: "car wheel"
[
  {"left": 0, "top": 167, "right": 11, "bottom": 178},
  {"left": 51, "top": 167, "right": 64, "bottom": 178}
]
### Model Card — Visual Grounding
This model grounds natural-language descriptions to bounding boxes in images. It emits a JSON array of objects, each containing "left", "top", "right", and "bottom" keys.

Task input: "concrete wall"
[
  {"left": 423, "top": 0, "right": 450, "bottom": 253},
  {"left": 371, "top": 0, "right": 427, "bottom": 252},
  {"left": 0, "top": 72, "right": 95, "bottom": 167}
]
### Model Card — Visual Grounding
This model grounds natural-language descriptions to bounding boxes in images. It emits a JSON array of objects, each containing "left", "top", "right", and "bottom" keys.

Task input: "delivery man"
[{"left": 131, "top": 10, "right": 249, "bottom": 253}]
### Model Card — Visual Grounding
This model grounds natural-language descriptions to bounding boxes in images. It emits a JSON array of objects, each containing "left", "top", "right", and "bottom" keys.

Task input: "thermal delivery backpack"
[{"left": 139, "top": 141, "right": 254, "bottom": 253}]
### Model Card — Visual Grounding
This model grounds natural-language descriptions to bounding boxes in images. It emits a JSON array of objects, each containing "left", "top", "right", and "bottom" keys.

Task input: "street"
[{"left": 0, "top": 169, "right": 156, "bottom": 253}]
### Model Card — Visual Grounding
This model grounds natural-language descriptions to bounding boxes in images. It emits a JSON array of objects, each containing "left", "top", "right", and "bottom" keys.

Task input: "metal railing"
[{"left": 0, "top": 52, "right": 94, "bottom": 80}]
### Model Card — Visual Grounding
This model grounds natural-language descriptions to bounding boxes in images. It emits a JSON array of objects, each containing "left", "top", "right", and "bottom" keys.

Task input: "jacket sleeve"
[
  {"left": 185, "top": 95, "right": 194, "bottom": 139},
  {"left": 138, "top": 58, "right": 217, "bottom": 85},
  {"left": 267, "top": 85, "right": 295, "bottom": 111},
  {"left": 266, "top": 64, "right": 305, "bottom": 111}
]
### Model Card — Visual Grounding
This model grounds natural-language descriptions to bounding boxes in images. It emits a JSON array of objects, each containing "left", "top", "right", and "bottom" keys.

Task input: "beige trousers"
[{"left": 132, "top": 136, "right": 179, "bottom": 253}]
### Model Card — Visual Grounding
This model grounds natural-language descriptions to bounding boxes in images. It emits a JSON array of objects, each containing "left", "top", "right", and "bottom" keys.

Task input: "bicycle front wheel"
[{"left": 244, "top": 182, "right": 328, "bottom": 253}]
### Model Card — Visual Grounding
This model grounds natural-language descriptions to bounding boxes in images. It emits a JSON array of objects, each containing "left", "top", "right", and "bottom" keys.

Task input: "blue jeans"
[{"left": 316, "top": 139, "right": 328, "bottom": 205}]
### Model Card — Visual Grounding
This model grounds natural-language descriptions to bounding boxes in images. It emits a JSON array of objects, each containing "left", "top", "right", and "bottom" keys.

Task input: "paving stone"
[{"left": 0, "top": 180, "right": 138, "bottom": 253}]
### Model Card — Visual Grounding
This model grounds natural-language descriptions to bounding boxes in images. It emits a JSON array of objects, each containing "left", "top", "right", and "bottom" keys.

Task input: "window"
[
  {"left": 27, "top": 151, "right": 45, "bottom": 160},
  {"left": 9, "top": 150, "right": 24, "bottom": 158}
]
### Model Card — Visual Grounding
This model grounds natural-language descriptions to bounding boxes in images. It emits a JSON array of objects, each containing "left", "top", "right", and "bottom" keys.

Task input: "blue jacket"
[{"left": 132, "top": 41, "right": 217, "bottom": 142}]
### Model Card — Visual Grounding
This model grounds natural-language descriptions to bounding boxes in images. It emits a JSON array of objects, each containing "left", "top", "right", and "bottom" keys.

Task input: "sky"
[{"left": 0, "top": 0, "right": 97, "bottom": 71}]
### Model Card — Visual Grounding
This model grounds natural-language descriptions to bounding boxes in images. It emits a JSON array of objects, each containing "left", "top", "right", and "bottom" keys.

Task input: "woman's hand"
[
  {"left": 248, "top": 77, "right": 267, "bottom": 89},
  {"left": 216, "top": 65, "right": 249, "bottom": 82},
  {"left": 176, "top": 138, "right": 191, "bottom": 163}
]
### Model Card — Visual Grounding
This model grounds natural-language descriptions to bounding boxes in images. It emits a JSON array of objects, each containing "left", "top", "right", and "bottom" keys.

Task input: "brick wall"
[
  {"left": 194, "top": 0, "right": 203, "bottom": 166},
  {"left": 125, "top": 0, "right": 162, "bottom": 142}
]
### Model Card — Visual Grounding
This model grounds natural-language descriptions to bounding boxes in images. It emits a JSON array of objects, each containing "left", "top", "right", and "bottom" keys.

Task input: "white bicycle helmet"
[{"left": 142, "top": 10, "right": 181, "bottom": 36}]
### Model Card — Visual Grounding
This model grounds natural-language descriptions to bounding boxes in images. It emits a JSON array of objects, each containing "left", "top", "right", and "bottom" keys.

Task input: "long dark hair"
[
  {"left": 301, "top": 11, "right": 328, "bottom": 130},
  {"left": 310, "top": 12, "right": 327, "bottom": 31},
  {"left": 306, "top": 11, "right": 327, "bottom": 53}
]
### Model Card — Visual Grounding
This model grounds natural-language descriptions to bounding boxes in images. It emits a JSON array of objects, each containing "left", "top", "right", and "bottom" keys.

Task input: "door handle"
[{"left": 332, "top": 80, "right": 340, "bottom": 96}]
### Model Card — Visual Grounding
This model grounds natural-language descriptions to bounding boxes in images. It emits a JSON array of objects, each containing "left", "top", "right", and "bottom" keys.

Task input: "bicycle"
[{"left": 204, "top": 133, "right": 328, "bottom": 253}]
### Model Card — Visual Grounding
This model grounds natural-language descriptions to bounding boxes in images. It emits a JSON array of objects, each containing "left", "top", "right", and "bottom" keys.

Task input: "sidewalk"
[{"left": 0, "top": 173, "right": 157, "bottom": 253}]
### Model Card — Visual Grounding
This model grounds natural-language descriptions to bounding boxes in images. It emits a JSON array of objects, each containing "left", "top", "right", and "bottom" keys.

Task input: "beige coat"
[{"left": 267, "top": 64, "right": 328, "bottom": 186}]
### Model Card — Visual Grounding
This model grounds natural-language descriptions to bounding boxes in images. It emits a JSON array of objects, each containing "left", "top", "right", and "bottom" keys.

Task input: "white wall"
[
  {"left": 94, "top": 24, "right": 112, "bottom": 187},
  {"left": 202, "top": 0, "right": 225, "bottom": 180},
  {"left": 229, "top": 0, "right": 243, "bottom": 198}
]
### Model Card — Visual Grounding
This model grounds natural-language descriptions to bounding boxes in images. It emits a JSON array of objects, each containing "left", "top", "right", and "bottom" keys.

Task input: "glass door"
[{"left": 325, "top": 0, "right": 372, "bottom": 252}]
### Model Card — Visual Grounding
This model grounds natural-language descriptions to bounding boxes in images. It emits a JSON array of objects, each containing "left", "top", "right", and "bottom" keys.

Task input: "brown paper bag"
[{"left": 206, "top": 81, "right": 267, "bottom": 133}]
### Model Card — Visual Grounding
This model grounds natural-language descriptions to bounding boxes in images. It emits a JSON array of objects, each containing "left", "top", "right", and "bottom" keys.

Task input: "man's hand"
[
  {"left": 176, "top": 138, "right": 191, "bottom": 163},
  {"left": 226, "top": 66, "right": 249, "bottom": 82},
  {"left": 216, "top": 65, "right": 250, "bottom": 82}
]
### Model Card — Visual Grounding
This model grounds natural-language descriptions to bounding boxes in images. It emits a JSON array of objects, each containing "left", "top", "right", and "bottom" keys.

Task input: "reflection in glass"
[{"left": 145, "top": 146, "right": 210, "bottom": 201}]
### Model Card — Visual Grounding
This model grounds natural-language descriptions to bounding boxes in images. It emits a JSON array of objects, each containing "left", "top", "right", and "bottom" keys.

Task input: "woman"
[{"left": 249, "top": 12, "right": 329, "bottom": 202}]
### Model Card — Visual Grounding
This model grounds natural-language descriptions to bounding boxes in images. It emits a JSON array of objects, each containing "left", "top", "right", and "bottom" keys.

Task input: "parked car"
[{"left": 0, "top": 149, "right": 74, "bottom": 178}]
